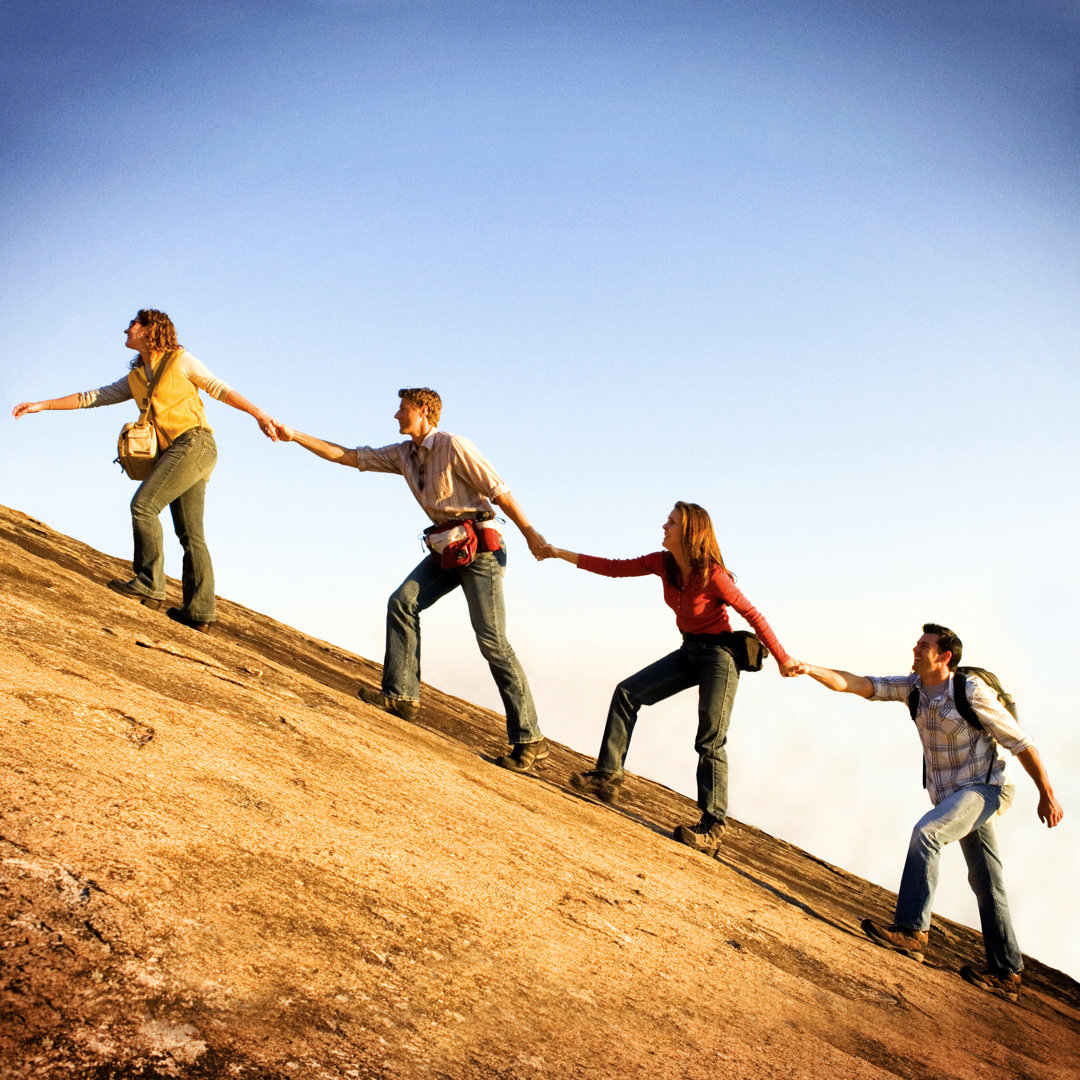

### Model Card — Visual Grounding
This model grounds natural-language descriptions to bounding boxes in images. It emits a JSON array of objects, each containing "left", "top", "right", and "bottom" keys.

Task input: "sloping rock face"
[{"left": 0, "top": 503, "right": 1077, "bottom": 1080}]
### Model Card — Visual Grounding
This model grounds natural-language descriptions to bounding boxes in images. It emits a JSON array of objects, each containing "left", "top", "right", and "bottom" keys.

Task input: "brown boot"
[
  {"left": 496, "top": 738, "right": 550, "bottom": 774},
  {"left": 357, "top": 685, "right": 420, "bottom": 723},
  {"left": 960, "top": 965, "right": 1021, "bottom": 1003},
  {"left": 861, "top": 918, "right": 928, "bottom": 963},
  {"left": 674, "top": 813, "right": 727, "bottom": 856},
  {"left": 570, "top": 769, "right": 624, "bottom": 804}
]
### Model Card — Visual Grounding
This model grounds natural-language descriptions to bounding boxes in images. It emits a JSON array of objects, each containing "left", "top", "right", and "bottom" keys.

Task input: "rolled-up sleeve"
[
  {"left": 179, "top": 353, "right": 232, "bottom": 401},
  {"left": 447, "top": 435, "right": 509, "bottom": 500},
  {"left": 79, "top": 376, "right": 132, "bottom": 409},
  {"left": 354, "top": 443, "right": 408, "bottom": 475},
  {"left": 869, "top": 675, "right": 915, "bottom": 701},
  {"left": 968, "top": 678, "right": 1033, "bottom": 756}
]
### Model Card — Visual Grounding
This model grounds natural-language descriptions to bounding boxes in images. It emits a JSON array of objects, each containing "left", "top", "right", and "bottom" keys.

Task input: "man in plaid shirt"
[{"left": 799, "top": 623, "right": 1063, "bottom": 1002}]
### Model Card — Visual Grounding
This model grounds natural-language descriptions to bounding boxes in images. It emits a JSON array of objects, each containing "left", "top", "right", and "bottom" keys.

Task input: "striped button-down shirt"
[
  {"left": 354, "top": 429, "right": 509, "bottom": 525},
  {"left": 869, "top": 673, "right": 1033, "bottom": 804}
]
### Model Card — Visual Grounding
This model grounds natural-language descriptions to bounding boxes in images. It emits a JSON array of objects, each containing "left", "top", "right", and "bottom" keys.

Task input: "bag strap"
[{"left": 138, "top": 349, "right": 181, "bottom": 424}]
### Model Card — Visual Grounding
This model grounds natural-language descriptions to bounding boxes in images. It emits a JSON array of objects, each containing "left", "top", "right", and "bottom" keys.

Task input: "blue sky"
[{"left": 3, "top": 1, "right": 1078, "bottom": 979}]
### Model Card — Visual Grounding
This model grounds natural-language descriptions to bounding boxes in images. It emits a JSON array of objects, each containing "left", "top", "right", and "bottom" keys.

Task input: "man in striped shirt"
[
  {"left": 798, "top": 623, "right": 1063, "bottom": 1002},
  {"left": 276, "top": 388, "right": 550, "bottom": 773}
]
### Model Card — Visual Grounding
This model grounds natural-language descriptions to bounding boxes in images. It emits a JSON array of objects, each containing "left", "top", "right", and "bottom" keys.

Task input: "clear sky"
[{"left": 3, "top": 1, "right": 1078, "bottom": 980}]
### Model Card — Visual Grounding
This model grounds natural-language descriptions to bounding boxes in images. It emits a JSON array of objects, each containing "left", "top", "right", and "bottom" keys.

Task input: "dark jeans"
[
  {"left": 127, "top": 428, "right": 218, "bottom": 622},
  {"left": 596, "top": 639, "right": 739, "bottom": 822},
  {"left": 382, "top": 548, "right": 542, "bottom": 746}
]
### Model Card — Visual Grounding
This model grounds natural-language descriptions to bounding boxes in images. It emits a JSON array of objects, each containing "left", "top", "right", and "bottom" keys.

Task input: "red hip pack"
[{"left": 424, "top": 513, "right": 501, "bottom": 570}]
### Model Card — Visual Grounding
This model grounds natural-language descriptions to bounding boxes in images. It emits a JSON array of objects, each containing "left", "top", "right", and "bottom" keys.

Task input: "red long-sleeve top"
[{"left": 577, "top": 551, "right": 790, "bottom": 665}]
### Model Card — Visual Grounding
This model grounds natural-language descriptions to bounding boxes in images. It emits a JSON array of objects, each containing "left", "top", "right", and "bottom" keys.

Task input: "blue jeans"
[
  {"left": 894, "top": 783, "right": 1022, "bottom": 975},
  {"left": 382, "top": 548, "right": 542, "bottom": 746},
  {"left": 596, "top": 639, "right": 739, "bottom": 822},
  {"left": 128, "top": 428, "right": 218, "bottom": 622}
]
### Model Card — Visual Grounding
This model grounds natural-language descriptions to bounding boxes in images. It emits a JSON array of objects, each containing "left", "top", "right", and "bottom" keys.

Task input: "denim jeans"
[
  {"left": 894, "top": 783, "right": 1022, "bottom": 974},
  {"left": 127, "top": 428, "right": 218, "bottom": 622},
  {"left": 383, "top": 548, "right": 542, "bottom": 745},
  {"left": 596, "top": 639, "right": 739, "bottom": 822}
]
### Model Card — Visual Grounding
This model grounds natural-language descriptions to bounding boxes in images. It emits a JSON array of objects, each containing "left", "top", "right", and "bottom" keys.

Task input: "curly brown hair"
[
  {"left": 127, "top": 309, "right": 180, "bottom": 368},
  {"left": 398, "top": 387, "right": 442, "bottom": 425}
]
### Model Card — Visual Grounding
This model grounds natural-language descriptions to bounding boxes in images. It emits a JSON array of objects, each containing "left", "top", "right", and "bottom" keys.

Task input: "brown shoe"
[
  {"left": 861, "top": 918, "right": 928, "bottom": 963},
  {"left": 674, "top": 812, "right": 727, "bottom": 856},
  {"left": 496, "top": 738, "right": 550, "bottom": 773},
  {"left": 570, "top": 769, "right": 623, "bottom": 804},
  {"left": 166, "top": 607, "right": 212, "bottom": 634},
  {"left": 107, "top": 578, "right": 164, "bottom": 610},
  {"left": 357, "top": 685, "right": 420, "bottom": 723},
  {"left": 960, "top": 965, "right": 1021, "bottom": 1003}
]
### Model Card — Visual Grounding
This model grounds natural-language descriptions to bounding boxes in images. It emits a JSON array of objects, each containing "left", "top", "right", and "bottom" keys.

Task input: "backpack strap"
[
  {"left": 951, "top": 670, "right": 984, "bottom": 731},
  {"left": 906, "top": 686, "right": 927, "bottom": 789}
]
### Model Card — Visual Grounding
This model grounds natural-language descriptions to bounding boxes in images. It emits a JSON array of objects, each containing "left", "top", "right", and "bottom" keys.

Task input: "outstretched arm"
[
  {"left": 543, "top": 547, "right": 580, "bottom": 565},
  {"left": 13, "top": 394, "right": 82, "bottom": 417},
  {"left": 1015, "top": 746, "right": 1064, "bottom": 828},
  {"left": 798, "top": 663, "right": 875, "bottom": 698},
  {"left": 273, "top": 423, "right": 359, "bottom": 468},
  {"left": 492, "top": 492, "right": 547, "bottom": 560},
  {"left": 221, "top": 388, "right": 279, "bottom": 441}
]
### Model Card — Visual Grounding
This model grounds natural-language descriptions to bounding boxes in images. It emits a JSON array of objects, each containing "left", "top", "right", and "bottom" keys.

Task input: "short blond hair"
[{"left": 398, "top": 387, "right": 442, "bottom": 425}]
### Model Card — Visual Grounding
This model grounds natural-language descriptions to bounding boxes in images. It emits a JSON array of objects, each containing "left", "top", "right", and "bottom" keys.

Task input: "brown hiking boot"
[
  {"left": 674, "top": 812, "right": 727, "bottom": 856},
  {"left": 960, "top": 965, "right": 1021, "bottom": 1003},
  {"left": 570, "top": 769, "right": 623, "bottom": 804},
  {"left": 166, "top": 607, "right": 212, "bottom": 634},
  {"left": 861, "top": 918, "right": 928, "bottom": 963},
  {"left": 107, "top": 578, "right": 163, "bottom": 610},
  {"left": 357, "top": 685, "right": 420, "bottom": 723},
  {"left": 496, "top": 738, "right": 550, "bottom": 774}
]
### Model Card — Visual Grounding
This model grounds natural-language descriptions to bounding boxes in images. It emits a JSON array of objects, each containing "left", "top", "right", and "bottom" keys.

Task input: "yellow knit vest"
[{"left": 126, "top": 350, "right": 211, "bottom": 448}]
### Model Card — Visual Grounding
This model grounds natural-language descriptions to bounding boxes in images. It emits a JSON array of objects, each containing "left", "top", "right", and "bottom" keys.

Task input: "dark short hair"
[
  {"left": 398, "top": 387, "right": 441, "bottom": 425},
  {"left": 923, "top": 622, "right": 962, "bottom": 670}
]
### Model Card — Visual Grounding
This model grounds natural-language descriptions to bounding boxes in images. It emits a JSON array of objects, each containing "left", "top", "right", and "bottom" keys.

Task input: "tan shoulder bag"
[{"left": 114, "top": 349, "right": 180, "bottom": 481}]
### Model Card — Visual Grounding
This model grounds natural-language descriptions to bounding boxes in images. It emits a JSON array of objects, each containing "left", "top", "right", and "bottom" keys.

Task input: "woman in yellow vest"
[{"left": 12, "top": 309, "right": 278, "bottom": 633}]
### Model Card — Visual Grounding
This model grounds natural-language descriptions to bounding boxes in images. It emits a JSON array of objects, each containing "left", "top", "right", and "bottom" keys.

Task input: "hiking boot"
[
  {"left": 570, "top": 769, "right": 623, "bottom": 804},
  {"left": 674, "top": 812, "right": 727, "bottom": 856},
  {"left": 861, "top": 918, "right": 928, "bottom": 963},
  {"left": 166, "top": 607, "right": 212, "bottom": 634},
  {"left": 357, "top": 685, "right": 420, "bottom": 723},
  {"left": 107, "top": 578, "right": 163, "bottom": 610},
  {"left": 960, "top": 965, "right": 1021, "bottom": 1003},
  {"left": 496, "top": 738, "right": 550, "bottom": 774}
]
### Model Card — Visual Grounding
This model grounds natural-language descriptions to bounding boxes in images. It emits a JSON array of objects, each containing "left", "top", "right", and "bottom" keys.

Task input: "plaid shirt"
[
  {"left": 353, "top": 429, "right": 509, "bottom": 525},
  {"left": 869, "top": 673, "right": 1033, "bottom": 804}
]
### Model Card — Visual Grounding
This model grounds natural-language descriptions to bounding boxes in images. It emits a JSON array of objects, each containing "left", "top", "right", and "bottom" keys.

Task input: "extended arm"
[
  {"left": 1015, "top": 746, "right": 1064, "bottom": 828},
  {"left": 12, "top": 394, "right": 82, "bottom": 417},
  {"left": 221, "top": 388, "right": 279, "bottom": 440},
  {"left": 274, "top": 423, "right": 359, "bottom": 468},
  {"left": 492, "top": 491, "right": 547, "bottom": 560},
  {"left": 798, "top": 663, "right": 875, "bottom": 698},
  {"left": 543, "top": 547, "right": 580, "bottom": 565}
]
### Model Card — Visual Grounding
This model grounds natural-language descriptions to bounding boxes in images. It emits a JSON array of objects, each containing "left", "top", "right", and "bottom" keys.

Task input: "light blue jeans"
[
  {"left": 894, "top": 783, "right": 1022, "bottom": 975},
  {"left": 595, "top": 638, "right": 739, "bottom": 823},
  {"left": 382, "top": 548, "right": 542, "bottom": 746},
  {"left": 128, "top": 428, "right": 218, "bottom": 622}
]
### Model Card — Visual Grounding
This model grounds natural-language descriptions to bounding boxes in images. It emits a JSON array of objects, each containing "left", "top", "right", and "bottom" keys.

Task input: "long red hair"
[{"left": 674, "top": 501, "right": 733, "bottom": 583}]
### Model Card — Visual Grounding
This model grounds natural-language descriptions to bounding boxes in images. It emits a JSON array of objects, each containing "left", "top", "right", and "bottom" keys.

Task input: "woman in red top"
[{"left": 545, "top": 501, "right": 799, "bottom": 855}]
